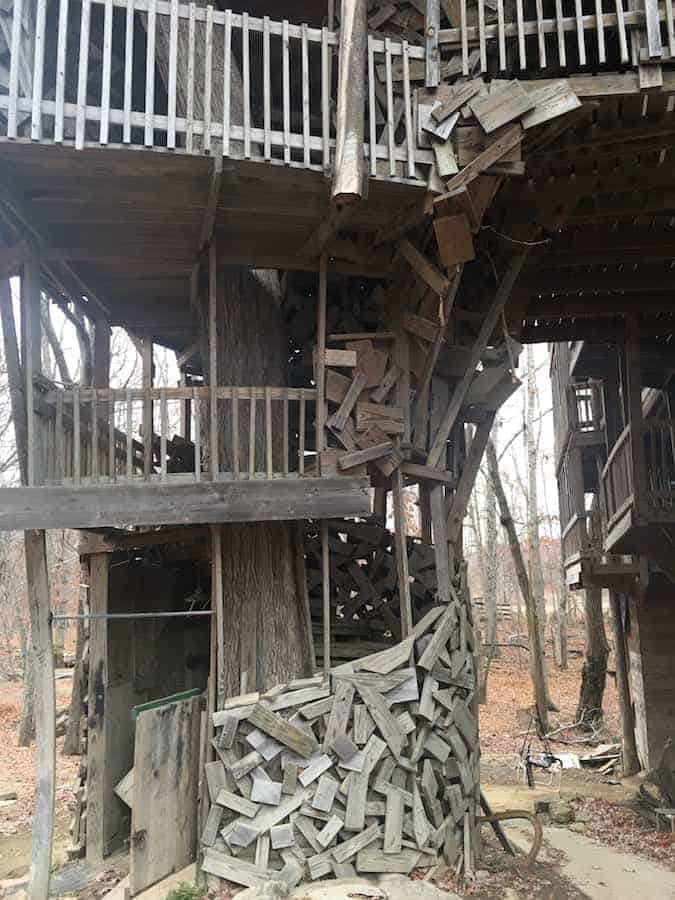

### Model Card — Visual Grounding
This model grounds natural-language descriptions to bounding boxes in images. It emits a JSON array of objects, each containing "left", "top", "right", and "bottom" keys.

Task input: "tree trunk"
[
  {"left": 204, "top": 269, "right": 313, "bottom": 698},
  {"left": 576, "top": 588, "right": 609, "bottom": 723},
  {"left": 487, "top": 439, "right": 549, "bottom": 733},
  {"left": 525, "top": 346, "right": 546, "bottom": 643},
  {"left": 0, "top": 278, "right": 28, "bottom": 485},
  {"left": 17, "top": 624, "right": 35, "bottom": 746},
  {"left": 608, "top": 590, "right": 640, "bottom": 775},
  {"left": 557, "top": 562, "right": 569, "bottom": 670},
  {"left": 484, "top": 472, "right": 499, "bottom": 659},
  {"left": 63, "top": 561, "right": 88, "bottom": 756}
]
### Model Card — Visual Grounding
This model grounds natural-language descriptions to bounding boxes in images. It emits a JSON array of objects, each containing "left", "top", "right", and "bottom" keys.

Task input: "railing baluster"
[
  {"left": 595, "top": 0, "right": 606, "bottom": 62},
  {"left": 204, "top": 4, "right": 213, "bottom": 153},
  {"left": 302, "top": 23, "right": 311, "bottom": 168},
  {"left": 477, "top": 0, "right": 487, "bottom": 72},
  {"left": 109, "top": 393, "right": 115, "bottom": 480},
  {"left": 496, "top": 0, "right": 506, "bottom": 71},
  {"left": 615, "top": 0, "right": 629, "bottom": 62},
  {"left": 186, "top": 2, "right": 196, "bottom": 152},
  {"left": 145, "top": 0, "right": 156, "bottom": 147},
  {"left": 31, "top": 0, "right": 47, "bottom": 141},
  {"left": 193, "top": 387, "right": 201, "bottom": 481},
  {"left": 92, "top": 391, "right": 99, "bottom": 482},
  {"left": 232, "top": 387, "right": 240, "bottom": 478},
  {"left": 99, "top": 0, "right": 113, "bottom": 144},
  {"left": 367, "top": 36, "right": 377, "bottom": 177},
  {"left": 402, "top": 41, "right": 414, "bottom": 180},
  {"left": 321, "top": 26, "right": 330, "bottom": 172},
  {"left": 167, "top": 0, "right": 178, "bottom": 149},
  {"left": 299, "top": 393, "right": 305, "bottom": 475},
  {"left": 160, "top": 388, "right": 168, "bottom": 480},
  {"left": 249, "top": 394, "right": 257, "bottom": 476},
  {"left": 263, "top": 15, "right": 271, "bottom": 161},
  {"left": 265, "top": 386, "right": 273, "bottom": 477},
  {"left": 7, "top": 0, "right": 24, "bottom": 139},
  {"left": 515, "top": 0, "right": 526, "bottom": 69},
  {"left": 55, "top": 391, "right": 64, "bottom": 483},
  {"left": 54, "top": 0, "right": 69, "bottom": 143},
  {"left": 123, "top": 0, "right": 134, "bottom": 143},
  {"left": 574, "top": 0, "right": 587, "bottom": 65},
  {"left": 73, "top": 388, "right": 81, "bottom": 484},
  {"left": 283, "top": 392, "right": 289, "bottom": 476},
  {"left": 460, "top": 0, "right": 469, "bottom": 75},
  {"left": 536, "top": 0, "right": 546, "bottom": 68},
  {"left": 210, "top": 392, "right": 219, "bottom": 481},
  {"left": 667, "top": 0, "right": 675, "bottom": 58},
  {"left": 243, "top": 11, "right": 251, "bottom": 159},
  {"left": 384, "top": 38, "right": 395, "bottom": 178},
  {"left": 223, "top": 8, "right": 232, "bottom": 157},
  {"left": 283, "top": 19, "right": 291, "bottom": 164},
  {"left": 126, "top": 389, "right": 133, "bottom": 480},
  {"left": 555, "top": 0, "right": 567, "bottom": 67},
  {"left": 76, "top": 0, "right": 91, "bottom": 149}
]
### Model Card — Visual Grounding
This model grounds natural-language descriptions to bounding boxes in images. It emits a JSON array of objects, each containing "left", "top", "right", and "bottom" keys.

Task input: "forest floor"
[{"left": 0, "top": 624, "right": 673, "bottom": 899}]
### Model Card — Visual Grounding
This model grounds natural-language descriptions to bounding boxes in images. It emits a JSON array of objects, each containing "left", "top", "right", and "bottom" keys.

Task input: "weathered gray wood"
[
  {"left": 353, "top": 704, "right": 375, "bottom": 745},
  {"left": 356, "top": 847, "right": 421, "bottom": 873},
  {"left": 324, "top": 681, "right": 355, "bottom": 751},
  {"left": 248, "top": 704, "right": 318, "bottom": 758},
  {"left": 425, "top": 732, "right": 452, "bottom": 763},
  {"left": 354, "top": 636, "right": 414, "bottom": 675},
  {"left": 296, "top": 814, "right": 322, "bottom": 852},
  {"left": 228, "top": 820, "right": 261, "bottom": 848},
  {"left": 300, "top": 695, "right": 334, "bottom": 721},
  {"left": 356, "top": 684, "right": 405, "bottom": 760},
  {"left": 251, "top": 778, "right": 282, "bottom": 806},
  {"left": 332, "top": 822, "right": 382, "bottom": 863},
  {"left": 0, "top": 478, "right": 372, "bottom": 532},
  {"left": 202, "top": 848, "right": 274, "bottom": 886},
  {"left": 312, "top": 774, "right": 339, "bottom": 813},
  {"left": 299, "top": 754, "right": 333, "bottom": 786},
  {"left": 217, "top": 713, "right": 238, "bottom": 749},
  {"left": 418, "top": 604, "right": 457, "bottom": 671},
  {"left": 317, "top": 814, "right": 343, "bottom": 848},
  {"left": 333, "top": 0, "right": 367, "bottom": 201},
  {"left": 217, "top": 789, "right": 258, "bottom": 818},
  {"left": 230, "top": 750, "right": 264, "bottom": 781},
  {"left": 271, "top": 823, "right": 295, "bottom": 849},
  {"left": 201, "top": 804, "right": 223, "bottom": 847},
  {"left": 384, "top": 791, "right": 403, "bottom": 854},
  {"left": 412, "top": 784, "right": 432, "bottom": 849},
  {"left": 271, "top": 684, "right": 331, "bottom": 711},
  {"left": 282, "top": 761, "right": 298, "bottom": 795}
]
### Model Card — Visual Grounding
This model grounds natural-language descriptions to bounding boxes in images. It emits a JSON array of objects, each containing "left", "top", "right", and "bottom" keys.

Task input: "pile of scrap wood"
[{"left": 200, "top": 596, "right": 478, "bottom": 888}]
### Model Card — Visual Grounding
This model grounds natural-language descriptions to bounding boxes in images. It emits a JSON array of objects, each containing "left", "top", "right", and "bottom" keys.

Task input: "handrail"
[{"left": 602, "top": 423, "right": 631, "bottom": 481}]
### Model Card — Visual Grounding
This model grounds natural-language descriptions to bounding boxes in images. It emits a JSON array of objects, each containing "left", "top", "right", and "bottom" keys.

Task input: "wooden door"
[{"left": 130, "top": 696, "right": 201, "bottom": 895}]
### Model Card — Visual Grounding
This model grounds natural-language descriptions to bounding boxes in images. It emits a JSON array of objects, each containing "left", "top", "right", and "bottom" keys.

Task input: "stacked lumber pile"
[
  {"left": 200, "top": 597, "right": 478, "bottom": 888},
  {"left": 304, "top": 520, "right": 441, "bottom": 661}
]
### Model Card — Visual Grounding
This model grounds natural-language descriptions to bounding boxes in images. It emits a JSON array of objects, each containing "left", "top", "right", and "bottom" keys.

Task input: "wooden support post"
[
  {"left": 209, "top": 239, "right": 219, "bottom": 481},
  {"left": 141, "top": 338, "right": 153, "bottom": 480},
  {"left": 93, "top": 316, "right": 111, "bottom": 389},
  {"left": 425, "top": 0, "right": 440, "bottom": 87},
  {"left": 429, "top": 485, "right": 453, "bottom": 604},
  {"left": 392, "top": 468, "right": 413, "bottom": 637},
  {"left": 332, "top": 0, "right": 367, "bottom": 202},
  {"left": 608, "top": 590, "right": 640, "bottom": 775},
  {"left": 446, "top": 414, "right": 496, "bottom": 542},
  {"left": 24, "top": 529, "right": 55, "bottom": 900},
  {"left": 316, "top": 253, "right": 328, "bottom": 463},
  {"left": 427, "top": 254, "right": 527, "bottom": 468},
  {"left": 211, "top": 525, "right": 225, "bottom": 710},
  {"left": 0, "top": 278, "right": 28, "bottom": 484},
  {"left": 22, "top": 261, "right": 41, "bottom": 486},
  {"left": 321, "top": 521, "right": 331, "bottom": 678},
  {"left": 624, "top": 313, "right": 647, "bottom": 509},
  {"left": 86, "top": 552, "right": 109, "bottom": 862}
]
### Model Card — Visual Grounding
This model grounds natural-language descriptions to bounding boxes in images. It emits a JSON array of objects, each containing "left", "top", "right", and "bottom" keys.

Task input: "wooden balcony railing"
[
  {"left": 561, "top": 510, "right": 604, "bottom": 563},
  {"left": 31, "top": 383, "right": 317, "bottom": 487}
]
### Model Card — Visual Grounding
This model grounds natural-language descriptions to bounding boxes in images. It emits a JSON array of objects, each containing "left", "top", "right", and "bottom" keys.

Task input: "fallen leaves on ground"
[{"left": 573, "top": 796, "right": 675, "bottom": 869}]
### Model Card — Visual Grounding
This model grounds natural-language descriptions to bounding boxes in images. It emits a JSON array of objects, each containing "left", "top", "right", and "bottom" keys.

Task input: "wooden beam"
[
  {"left": 24, "top": 529, "right": 55, "bottom": 900},
  {"left": 333, "top": 0, "right": 367, "bottom": 202},
  {"left": 427, "top": 254, "right": 527, "bottom": 467},
  {"left": 0, "top": 278, "right": 27, "bottom": 484},
  {"left": 86, "top": 552, "right": 108, "bottom": 863},
  {"left": 0, "top": 239, "right": 32, "bottom": 277},
  {"left": 93, "top": 317, "right": 111, "bottom": 389},
  {"left": 302, "top": 204, "right": 354, "bottom": 258},
  {"left": 199, "top": 155, "right": 223, "bottom": 253},
  {"left": 141, "top": 338, "right": 153, "bottom": 480},
  {"left": 429, "top": 484, "right": 453, "bottom": 604},
  {"left": 321, "top": 522, "right": 331, "bottom": 679},
  {"left": 316, "top": 253, "right": 328, "bottom": 457},
  {"left": 0, "top": 478, "right": 372, "bottom": 531},
  {"left": 209, "top": 239, "right": 219, "bottom": 481},
  {"left": 211, "top": 525, "right": 225, "bottom": 710},
  {"left": 22, "top": 261, "right": 40, "bottom": 486},
  {"left": 392, "top": 468, "right": 413, "bottom": 638},
  {"left": 397, "top": 239, "right": 451, "bottom": 297},
  {"left": 446, "top": 414, "right": 496, "bottom": 542}
]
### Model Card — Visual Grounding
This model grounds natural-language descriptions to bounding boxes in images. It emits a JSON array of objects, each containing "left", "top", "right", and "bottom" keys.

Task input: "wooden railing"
[
  {"left": 601, "top": 424, "right": 633, "bottom": 526},
  {"left": 561, "top": 510, "right": 603, "bottom": 562},
  {"left": 31, "top": 384, "right": 317, "bottom": 487},
  {"left": 642, "top": 418, "right": 675, "bottom": 511}
]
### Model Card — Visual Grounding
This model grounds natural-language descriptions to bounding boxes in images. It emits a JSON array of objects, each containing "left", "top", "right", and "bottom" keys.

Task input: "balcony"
[
  {"left": 561, "top": 510, "right": 643, "bottom": 589},
  {"left": 0, "top": 381, "right": 371, "bottom": 530}
]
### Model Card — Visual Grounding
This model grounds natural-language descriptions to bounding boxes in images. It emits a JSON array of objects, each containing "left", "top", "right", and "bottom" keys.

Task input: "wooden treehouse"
[{"left": 3, "top": 0, "right": 675, "bottom": 895}]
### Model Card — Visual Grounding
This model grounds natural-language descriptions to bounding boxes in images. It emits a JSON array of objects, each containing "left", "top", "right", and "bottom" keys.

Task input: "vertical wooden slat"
[
  {"left": 315, "top": 254, "right": 327, "bottom": 461},
  {"left": 666, "top": 0, "right": 675, "bottom": 58},
  {"left": 263, "top": 15, "right": 271, "bottom": 160},
  {"left": 283, "top": 19, "right": 291, "bottom": 164},
  {"left": 574, "top": 0, "right": 587, "bottom": 65},
  {"left": 392, "top": 467, "right": 413, "bottom": 637},
  {"left": 76, "top": 0, "right": 92, "bottom": 149},
  {"left": 209, "top": 240, "right": 218, "bottom": 481},
  {"left": 321, "top": 521, "right": 330, "bottom": 678},
  {"left": 302, "top": 23, "right": 310, "bottom": 168},
  {"left": 142, "top": 340, "right": 153, "bottom": 480},
  {"left": 594, "top": 0, "right": 607, "bottom": 62},
  {"left": 54, "top": 0, "right": 69, "bottom": 143},
  {"left": 204, "top": 4, "right": 213, "bottom": 153},
  {"left": 460, "top": 0, "right": 469, "bottom": 75},
  {"left": 425, "top": 0, "right": 440, "bottom": 87},
  {"left": 232, "top": 386, "right": 239, "bottom": 478},
  {"left": 265, "top": 387, "right": 273, "bottom": 478},
  {"left": 24, "top": 264, "right": 39, "bottom": 487},
  {"left": 7, "top": 0, "right": 24, "bottom": 138},
  {"left": 73, "top": 387, "right": 81, "bottom": 485},
  {"left": 477, "top": 0, "right": 487, "bottom": 72},
  {"left": 515, "top": 0, "right": 526, "bottom": 69},
  {"left": 384, "top": 38, "right": 395, "bottom": 178},
  {"left": 91, "top": 391, "right": 99, "bottom": 482},
  {"left": 55, "top": 391, "right": 64, "bottom": 483},
  {"left": 282, "top": 392, "right": 289, "bottom": 476},
  {"left": 535, "top": 0, "right": 546, "bottom": 68},
  {"left": 144, "top": 0, "right": 156, "bottom": 147},
  {"left": 402, "top": 41, "right": 414, "bottom": 179},
  {"left": 108, "top": 394, "right": 115, "bottom": 480},
  {"left": 222, "top": 8, "right": 231, "bottom": 156},
  {"left": 160, "top": 388, "right": 167, "bottom": 480},
  {"left": 31, "top": 0, "right": 47, "bottom": 140},
  {"left": 211, "top": 526, "right": 225, "bottom": 710},
  {"left": 99, "top": 0, "right": 113, "bottom": 144},
  {"left": 615, "top": 0, "right": 629, "bottom": 63},
  {"left": 367, "top": 35, "right": 377, "bottom": 177},
  {"left": 249, "top": 395, "right": 256, "bottom": 476},
  {"left": 242, "top": 11, "right": 251, "bottom": 159},
  {"left": 299, "top": 394, "right": 306, "bottom": 474},
  {"left": 167, "top": 0, "right": 179, "bottom": 149},
  {"left": 123, "top": 0, "right": 134, "bottom": 143},
  {"left": 186, "top": 2, "right": 196, "bottom": 152},
  {"left": 193, "top": 387, "right": 201, "bottom": 481},
  {"left": 321, "top": 27, "right": 330, "bottom": 171},
  {"left": 126, "top": 389, "right": 133, "bottom": 479},
  {"left": 555, "top": 0, "right": 567, "bottom": 66},
  {"left": 497, "top": 0, "right": 506, "bottom": 71}
]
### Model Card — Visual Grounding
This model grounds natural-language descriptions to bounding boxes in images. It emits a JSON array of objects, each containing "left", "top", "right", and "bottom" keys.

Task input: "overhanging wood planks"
[{"left": 0, "top": 477, "right": 372, "bottom": 531}]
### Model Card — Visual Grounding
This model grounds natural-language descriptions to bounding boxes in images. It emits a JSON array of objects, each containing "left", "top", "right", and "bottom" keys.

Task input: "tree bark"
[
  {"left": 0, "top": 278, "right": 27, "bottom": 485},
  {"left": 484, "top": 471, "right": 499, "bottom": 659},
  {"left": 576, "top": 588, "right": 609, "bottom": 723},
  {"left": 63, "top": 561, "right": 88, "bottom": 756},
  {"left": 487, "top": 439, "right": 549, "bottom": 733},
  {"left": 608, "top": 590, "right": 640, "bottom": 775},
  {"left": 204, "top": 269, "right": 313, "bottom": 698},
  {"left": 525, "top": 345, "right": 546, "bottom": 643},
  {"left": 557, "top": 562, "right": 569, "bottom": 670}
]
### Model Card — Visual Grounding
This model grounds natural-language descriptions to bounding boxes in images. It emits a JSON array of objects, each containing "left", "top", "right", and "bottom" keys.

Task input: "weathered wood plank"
[{"left": 248, "top": 705, "right": 318, "bottom": 758}]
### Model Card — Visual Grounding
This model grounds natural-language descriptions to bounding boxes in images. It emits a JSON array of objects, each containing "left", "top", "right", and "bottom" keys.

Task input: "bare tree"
[{"left": 576, "top": 587, "right": 609, "bottom": 724}]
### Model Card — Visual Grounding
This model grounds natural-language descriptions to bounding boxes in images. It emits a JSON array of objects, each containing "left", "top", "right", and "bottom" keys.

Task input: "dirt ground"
[{"left": 0, "top": 624, "right": 673, "bottom": 898}]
